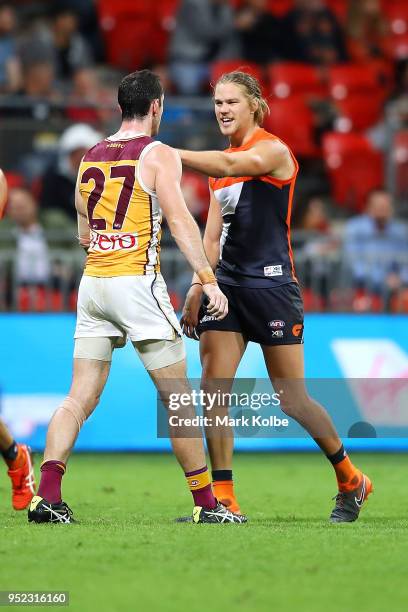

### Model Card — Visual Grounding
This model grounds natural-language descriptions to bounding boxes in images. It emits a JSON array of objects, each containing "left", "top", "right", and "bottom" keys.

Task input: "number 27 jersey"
[{"left": 79, "top": 135, "right": 162, "bottom": 277}]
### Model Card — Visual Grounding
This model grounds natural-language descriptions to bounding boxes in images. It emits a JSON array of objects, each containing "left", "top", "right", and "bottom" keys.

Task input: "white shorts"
[{"left": 74, "top": 273, "right": 182, "bottom": 344}]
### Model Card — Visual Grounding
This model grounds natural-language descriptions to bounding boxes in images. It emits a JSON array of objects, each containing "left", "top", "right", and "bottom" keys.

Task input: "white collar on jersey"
[{"left": 106, "top": 132, "right": 147, "bottom": 141}]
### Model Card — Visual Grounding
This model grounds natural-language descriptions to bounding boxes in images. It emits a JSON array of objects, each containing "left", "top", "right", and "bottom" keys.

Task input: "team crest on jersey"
[{"left": 90, "top": 231, "right": 139, "bottom": 253}]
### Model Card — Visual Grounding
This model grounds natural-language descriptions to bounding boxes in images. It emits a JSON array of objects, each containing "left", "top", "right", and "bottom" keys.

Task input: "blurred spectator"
[
  {"left": 0, "top": 2, "right": 22, "bottom": 93},
  {"left": 346, "top": 0, "right": 390, "bottom": 63},
  {"left": 2, "top": 59, "right": 61, "bottom": 120},
  {"left": 20, "top": 59, "right": 62, "bottom": 120},
  {"left": 19, "top": 3, "right": 93, "bottom": 83},
  {"left": 66, "top": 67, "right": 116, "bottom": 126},
  {"left": 235, "top": 0, "right": 282, "bottom": 65},
  {"left": 343, "top": 189, "right": 408, "bottom": 309},
  {"left": 7, "top": 187, "right": 50, "bottom": 286},
  {"left": 46, "top": 4, "right": 94, "bottom": 80},
  {"left": 23, "top": 59, "right": 57, "bottom": 100},
  {"left": 169, "top": 0, "right": 240, "bottom": 95},
  {"left": 294, "top": 194, "right": 331, "bottom": 234},
  {"left": 56, "top": 0, "right": 105, "bottom": 62},
  {"left": 368, "top": 60, "right": 408, "bottom": 152},
  {"left": 283, "top": 0, "right": 347, "bottom": 66},
  {"left": 40, "top": 123, "right": 102, "bottom": 220},
  {"left": 293, "top": 194, "right": 339, "bottom": 308}
]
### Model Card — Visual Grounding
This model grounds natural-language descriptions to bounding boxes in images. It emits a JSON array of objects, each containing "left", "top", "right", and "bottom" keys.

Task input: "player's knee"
[
  {"left": 84, "top": 392, "right": 101, "bottom": 414},
  {"left": 55, "top": 396, "right": 90, "bottom": 432}
]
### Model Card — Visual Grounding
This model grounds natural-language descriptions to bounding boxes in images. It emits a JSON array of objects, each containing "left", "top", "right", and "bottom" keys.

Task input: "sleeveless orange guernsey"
[
  {"left": 79, "top": 135, "right": 161, "bottom": 277},
  {"left": 209, "top": 128, "right": 299, "bottom": 288}
]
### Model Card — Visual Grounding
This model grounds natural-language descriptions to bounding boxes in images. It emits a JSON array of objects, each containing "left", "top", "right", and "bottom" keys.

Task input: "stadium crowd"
[{"left": 0, "top": 0, "right": 407, "bottom": 313}]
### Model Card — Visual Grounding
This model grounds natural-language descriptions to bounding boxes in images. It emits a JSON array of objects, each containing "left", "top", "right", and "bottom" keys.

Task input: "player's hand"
[
  {"left": 202, "top": 283, "right": 228, "bottom": 321},
  {"left": 180, "top": 284, "right": 203, "bottom": 339}
]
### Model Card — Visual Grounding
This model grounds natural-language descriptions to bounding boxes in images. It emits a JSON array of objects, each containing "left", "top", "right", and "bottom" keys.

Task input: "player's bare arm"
[
  {"left": 178, "top": 139, "right": 296, "bottom": 180},
  {"left": 0, "top": 168, "right": 7, "bottom": 218},
  {"left": 145, "top": 143, "right": 228, "bottom": 320},
  {"left": 182, "top": 189, "right": 222, "bottom": 338},
  {"left": 74, "top": 171, "right": 90, "bottom": 250}
]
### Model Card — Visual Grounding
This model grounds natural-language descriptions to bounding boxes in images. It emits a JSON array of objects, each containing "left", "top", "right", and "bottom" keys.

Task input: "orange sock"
[
  {"left": 333, "top": 456, "right": 361, "bottom": 492},
  {"left": 212, "top": 481, "right": 240, "bottom": 513},
  {"left": 327, "top": 444, "right": 362, "bottom": 491}
]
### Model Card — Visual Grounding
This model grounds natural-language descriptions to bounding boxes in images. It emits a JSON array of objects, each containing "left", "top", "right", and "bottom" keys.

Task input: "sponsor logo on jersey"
[
  {"left": 90, "top": 231, "right": 139, "bottom": 253},
  {"left": 264, "top": 265, "right": 283, "bottom": 277},
  {"left": 271, "top": 330, "right": 284, "bottom": 338},
  {"left": 268, "top": 320, "right": 285, "bottom": 329},
  {"left": 292, "top": 324, "right": 303, "bottom": 337}
]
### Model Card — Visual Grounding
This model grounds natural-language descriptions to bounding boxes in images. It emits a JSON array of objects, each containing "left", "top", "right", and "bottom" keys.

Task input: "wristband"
[
  {"left": 197, "top": 266, "right": 217, "bottom": 285},
  {"left": 190, "top": 282, "right": 203, "bottom": 288}
]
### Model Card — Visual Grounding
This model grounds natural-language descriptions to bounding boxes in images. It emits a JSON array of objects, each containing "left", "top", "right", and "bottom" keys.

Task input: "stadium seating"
[
  {"left": 326, "top": 0, "right": 348, "bottom": 24},
  {"left": 365, "top": 58, "right": 395, "bottom": 97},
  {"left": 152, "top": 0, "right": 180, "bottom": 64},
  {"left": 383, "top": 0, "right": 408, "bottom": 59},
  {"left": 264, "top": 98, "right": 319, "bottom": 158},
  {"left": 98, "top": 0, "right": 155, "bottom": 69},
  {"left": 383, "top": 0, "right": 408, "bottom": 36},
  {"left": 2, "top": 171, "right": 24, "bottom": 190},
  {"left": 322, "top": 133, "right": 384, "bottom": 211},
  {"left": 266, "top": 0, "right": 293, "bottom": 16},
  {"left": 267, "top": 62, "right": 327, "bottom": 100},
  {"left": 103, "top": 22, "right": 152, "bottom": 70},
  {"left": 388, "top": 32, "right": 408, "bottom": 59},
  {"left": 210, "top": 61, "right": 265, "bottom": 89},
  {"left": 334, "top": 93, "right": 384, "bottom": 132},
  {"left": 328, "top": 64, "right": 378, "bottom": 100}
]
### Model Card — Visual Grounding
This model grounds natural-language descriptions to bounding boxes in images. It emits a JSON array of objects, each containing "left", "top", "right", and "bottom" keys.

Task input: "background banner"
[{"left": 1, "top": 313, "right": 407, "bottom": 451}]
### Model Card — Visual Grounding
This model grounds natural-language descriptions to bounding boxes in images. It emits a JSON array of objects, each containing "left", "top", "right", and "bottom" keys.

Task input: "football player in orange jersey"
[
  {"left": 28, "top": 71, "right": 246, "bottom": 524},
  {"left": 0, "top": 169, "right": 36, "bottom": 510},
  {"left": 179, "top": 71, "right": 373, "bottom": 523}
]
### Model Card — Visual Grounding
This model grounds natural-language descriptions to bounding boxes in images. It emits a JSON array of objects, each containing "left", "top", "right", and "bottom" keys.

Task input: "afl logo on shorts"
[
  {"left": 268, "top": 320, "right": 285, "bottom": 329},
  {"left": 90, "top": 231, "right": 139, "bottom": 252}
]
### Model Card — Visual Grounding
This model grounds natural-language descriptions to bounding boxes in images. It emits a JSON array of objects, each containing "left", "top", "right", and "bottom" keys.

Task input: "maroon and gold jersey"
[{"left": 79, "top": 135, "right": 162, "bottom": 277}]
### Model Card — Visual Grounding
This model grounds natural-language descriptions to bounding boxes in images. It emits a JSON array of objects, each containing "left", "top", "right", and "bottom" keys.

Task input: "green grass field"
[{"left": 1, "top": 453, "right": 407, "bottom": 612}]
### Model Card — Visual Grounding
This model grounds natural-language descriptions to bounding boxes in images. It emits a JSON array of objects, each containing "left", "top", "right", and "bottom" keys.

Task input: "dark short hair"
[{"left": 118, "top": 70, "right": 163, "bottom": 120}]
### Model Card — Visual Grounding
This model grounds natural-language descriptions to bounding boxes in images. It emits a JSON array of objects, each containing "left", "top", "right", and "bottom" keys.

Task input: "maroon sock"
[
  {"left": 38, "top": 460, "right": 66, "bottom": 504},
  {"left": 185, "top": 467, "right": 217, "bottom": 509},
  {"left": 192, "top": 483, "right": 217, "bottom": 509}
]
